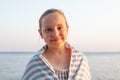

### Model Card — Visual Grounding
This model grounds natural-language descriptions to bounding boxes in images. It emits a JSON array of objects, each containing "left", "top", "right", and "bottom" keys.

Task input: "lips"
[{"left": 51, "top": 38, "right": 61, "bottom": 42}]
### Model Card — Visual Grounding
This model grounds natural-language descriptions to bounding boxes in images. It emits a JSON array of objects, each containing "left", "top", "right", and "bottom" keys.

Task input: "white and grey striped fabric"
[
  {"left": 55, "top": 70, "right": 69, "bottom": 80},
  {"left": 21, "top": 43, "right": 91, "bottom": 80}
]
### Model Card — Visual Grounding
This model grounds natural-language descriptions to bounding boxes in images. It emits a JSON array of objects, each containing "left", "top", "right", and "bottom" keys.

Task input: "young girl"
[{"left": 22, "top": 9, "right": 91, "bottom": 80}]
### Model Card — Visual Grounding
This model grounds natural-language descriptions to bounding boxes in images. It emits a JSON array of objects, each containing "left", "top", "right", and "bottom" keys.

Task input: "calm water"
[{"left": 0, "top": 52, "right": 120, "bottom": 80}]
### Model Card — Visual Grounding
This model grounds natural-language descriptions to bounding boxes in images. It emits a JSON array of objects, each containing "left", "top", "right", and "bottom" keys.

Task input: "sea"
[{"left": 0, "top": 52, "right": 120, "bottom": 80}]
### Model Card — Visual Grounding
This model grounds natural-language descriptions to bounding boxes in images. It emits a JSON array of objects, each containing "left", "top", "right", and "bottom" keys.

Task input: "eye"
[
  {"left": 57, "top": 26, "right": 63, "bottom": 30},
  {"left": 45, "top": 28, "right": 52, "bottom": 32}
]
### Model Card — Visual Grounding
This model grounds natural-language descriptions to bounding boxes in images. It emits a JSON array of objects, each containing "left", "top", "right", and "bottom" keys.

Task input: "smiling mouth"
[{"left": 51, "top": 38, "right": 61, "bottom": 42}]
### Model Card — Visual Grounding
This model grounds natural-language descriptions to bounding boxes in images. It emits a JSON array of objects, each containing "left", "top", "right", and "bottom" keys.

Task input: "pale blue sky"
[{"left": 0, "top": 0, "right": 120, "bottom": 52}]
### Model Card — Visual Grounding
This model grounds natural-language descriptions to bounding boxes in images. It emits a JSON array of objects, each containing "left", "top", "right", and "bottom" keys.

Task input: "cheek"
[
  {"left": 62, "top": 31, "right": 68, "bottom": 37},
  {"left": 42, "top": 33, "right": 50, "bottom": 39}
]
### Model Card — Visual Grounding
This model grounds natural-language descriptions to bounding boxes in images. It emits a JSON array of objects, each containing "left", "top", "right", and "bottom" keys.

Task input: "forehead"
[
  {"left": 42, "top": 11, "right": 64, "bottom": 19},
  {"left": 41, "top": 12, "right": 66, "bottom": 25}
]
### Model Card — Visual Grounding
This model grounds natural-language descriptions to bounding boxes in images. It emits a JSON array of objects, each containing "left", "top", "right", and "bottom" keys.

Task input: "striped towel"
[{"left": 21, "top": 43, "right": 91, "bottom": 80}]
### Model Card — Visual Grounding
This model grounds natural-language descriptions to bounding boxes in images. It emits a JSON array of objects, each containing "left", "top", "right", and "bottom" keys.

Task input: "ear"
[
  {"left": 66, "top": 26, "right": 69, "bottom": 32},
  {"left": 38, "top": 29, "right": 43, "bottom": 39}
]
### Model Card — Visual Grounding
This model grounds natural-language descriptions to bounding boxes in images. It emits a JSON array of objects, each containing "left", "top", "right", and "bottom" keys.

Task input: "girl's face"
[{"left": 39, "top": 12, "right": 68, "bottom": 48}]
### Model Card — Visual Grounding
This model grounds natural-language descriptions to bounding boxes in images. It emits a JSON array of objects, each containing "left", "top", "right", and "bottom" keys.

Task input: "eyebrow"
[
  {"left": 44, "top": 26, "right": 51, "bottom": 29},
  {"left": 45, "top": 24, "right": 63, "bottom": 28},
  {"left": 57, "top": 24, "right": 64, "bottom": 26}
]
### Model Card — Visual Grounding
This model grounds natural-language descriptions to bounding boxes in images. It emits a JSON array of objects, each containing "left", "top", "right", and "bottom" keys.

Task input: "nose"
[{"left": 51, "top": 29, "right": 59, "bottom": 37}]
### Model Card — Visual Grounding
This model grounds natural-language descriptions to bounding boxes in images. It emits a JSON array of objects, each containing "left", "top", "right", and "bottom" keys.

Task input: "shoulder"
[
  {"left": 71, "top": 46, "right": 89, "bottom": 65},
  {"left": 23, "top": 52, "right": 43, "bottom": 72},
  {"left": 21, "top": 52, "right": 46, "bottom": 80},
  {"left": 72, "top": 47, "right": 85, "bottom": 58},
  {"left": 66, "top": 42, "right": 86, "bottom": 59},
  {"left": 25, "top": 45, "right": 48, "bottom": 70},
  {"left": 27, "top": 44, "right": 47, "bottom": 64}
]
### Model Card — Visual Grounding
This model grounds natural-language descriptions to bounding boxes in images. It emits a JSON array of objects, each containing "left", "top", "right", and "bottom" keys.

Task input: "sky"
[{"left": 0, "top": 0, "right": 120, "bottom": 52}]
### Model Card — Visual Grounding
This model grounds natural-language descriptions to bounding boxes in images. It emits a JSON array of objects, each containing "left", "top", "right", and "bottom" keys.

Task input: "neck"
[
  {"left": 47, "top": 46, "right": 66, "bottom": 55},
  {"left": 43, "top": 43, "right": 71, "bottom": 70}
]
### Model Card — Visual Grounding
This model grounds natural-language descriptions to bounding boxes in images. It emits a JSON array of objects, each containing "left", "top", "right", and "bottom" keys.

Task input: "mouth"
[{"left": 51, "top": 38, "right": 61, "bottom": 42}]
